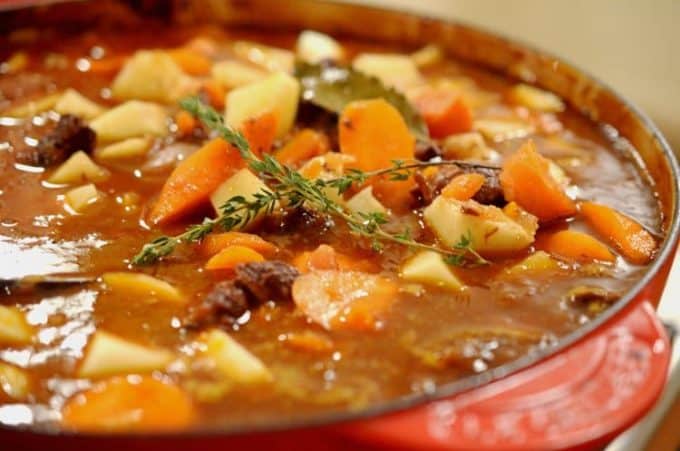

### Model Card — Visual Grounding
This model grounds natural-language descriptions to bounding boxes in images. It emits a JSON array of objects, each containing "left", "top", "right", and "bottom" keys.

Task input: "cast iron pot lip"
[{"left": 1, "top": 0, "right": 678, "bottom": 440}]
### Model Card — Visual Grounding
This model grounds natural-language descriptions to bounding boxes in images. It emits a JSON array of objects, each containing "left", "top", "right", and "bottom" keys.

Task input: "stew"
[{"left": 0, "top": 23, "right": 662, "bottom": 432}]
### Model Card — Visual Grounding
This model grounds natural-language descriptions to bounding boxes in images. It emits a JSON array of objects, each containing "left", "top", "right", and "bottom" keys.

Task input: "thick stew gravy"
[{"left": 0, "top": 24, "right": 662, "bottom": 432}]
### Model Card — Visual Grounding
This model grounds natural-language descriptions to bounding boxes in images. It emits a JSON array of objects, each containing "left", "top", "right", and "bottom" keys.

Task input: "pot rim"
[{"left": 1, "top": 0, "right": 678, "bottom": 440}]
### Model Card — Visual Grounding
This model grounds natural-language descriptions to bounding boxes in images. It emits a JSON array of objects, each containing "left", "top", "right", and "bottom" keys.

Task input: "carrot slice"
[
  {"left": 200, "top": 79, "right": 227, "bottom": 110},
  {"left": 499, "top": 140, "right": 576, "bottom": 222},
  {"left": 199, "top": 232, "right": 277, "bottom": 257},
  {"left": 339, "top": 98, "right": 415, "bottom": 171},
  {"left": 148, "top": 138, "right": 245, "bottom": 225},
  {"left": 175, "top": 110, "right": 197, "bottom": 137},
  {"left": 579, "top": 201, "right": 657, "bottom": 264},
  {"left": 275, "top": 129, "right": 329, "bottom": 167},
  {"left": 293, "top": 244, "right": 379, "bottom": 273},
  {"left": 241, "top": 111, "right": 277, "bottom": 157},
  {"left": 535, "top": 229, "right": 616, "bottom": 263},
  {"left": 441, "top": 172, "right": 486, "bottom": 201},
  {"left": 413, "top": 88, "right": 473, "bottom": 138},
  {"left": 61, "top": 376, "right": 194, "bottom": 432},
  {"left": 87, "top": 55, "right": 127, "bottom": 75},
  {"left": 168, "top": 48, "right": 212, "bottom": 76},
  {"left": 204, "top": 245, "right": 265, "bottom": 271},
  {"left": 292, "top": 270, "right": 397, "bottom": 331},
  {"left": 284, "top": 331, "right": 334, "bottom": 353}
]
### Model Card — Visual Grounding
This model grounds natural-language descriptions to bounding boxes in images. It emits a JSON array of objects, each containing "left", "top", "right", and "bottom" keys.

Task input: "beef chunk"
[
  {"left": 16, "top": 114, "right": 96, "bottom": 167},
  {"left": 412, "top": 164, "right": 505, "bottom": 207},
  {"left": 188, "top": 261, "right": 300, "bottom": 328}
]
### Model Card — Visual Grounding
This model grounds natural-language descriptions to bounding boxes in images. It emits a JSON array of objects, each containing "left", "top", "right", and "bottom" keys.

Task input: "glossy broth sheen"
[{"left": 0, "top": 24, "right": 661, "bottom": 431}]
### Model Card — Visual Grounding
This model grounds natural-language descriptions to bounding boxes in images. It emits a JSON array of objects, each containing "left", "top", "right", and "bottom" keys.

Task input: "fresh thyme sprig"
[{"left": 131, "top": 97, "right": 490, "bottom": 267}]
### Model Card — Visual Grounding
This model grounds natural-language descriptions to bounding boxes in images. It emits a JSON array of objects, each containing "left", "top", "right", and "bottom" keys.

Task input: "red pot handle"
[{"left": 336, "top": 300, "right": 671, "bottom": 451}]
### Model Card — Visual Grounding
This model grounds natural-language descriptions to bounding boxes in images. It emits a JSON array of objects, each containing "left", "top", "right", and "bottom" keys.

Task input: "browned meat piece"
[
  {"left": 412, "top": 164, "right": 505, "bottom": 207},
  {"left": 234, "top": 261, "right": 299, "bottom": 305},
  {"left": 188, "top": 261, "right": 299, "bottom": 328},
  {"left": 16, "top": 114, "right": 96, "bottom": 167}
]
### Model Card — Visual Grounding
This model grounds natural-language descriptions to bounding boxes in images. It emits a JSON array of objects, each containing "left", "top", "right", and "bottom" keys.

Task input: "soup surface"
[{"left": 0, "top": 22, "right": 662, "bottom": 432}]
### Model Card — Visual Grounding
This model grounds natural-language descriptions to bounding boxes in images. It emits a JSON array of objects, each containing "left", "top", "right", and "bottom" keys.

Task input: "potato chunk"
[
  {"left": 54, "top": 89, "right": 105, "bottom": 119},
  {"left": 232, "top": 41, "right": 294, "bottom": 73},
  {"left": 47, "top": 151, "right": 109, "bottom": 185},
  {"left": 95, "top": 137, "right": 152, "bottom": 161},
  {"left": 353, "top": 53, "right": 423, "bottom": 92},
  {"left": 102, "top": 272, "right": 185, "bottom": 304},
  {"left": 200, "top": 329, "right": 273, "bottom": 384},
  {"left": 111, "top": 50, "right": 194, "bottom": 104},
  {"left": 346, "top": 186, "right": 387, "bottom": 216},
  {"left": 508, "top": 83, "right": 565, "bottom": 112},
  {"left": 296, "top": 30, "right": 344, "bottom": 64},
  {"left": 89, "top": 100, "right": 167, "bottom": 142},
  {"left": 504, "top": 251, "right": 562, "bottom": 276},
  {"left": 210, "top": 168, "right": 270, "bottom": 228},
  {"left": 225, "top": 72, "right": 300, "bottom": 139},
  {"left": 424, "top": 197, "right": 535, "bottom": 255},
  {"left": 401, "top": 251, "right": 465, "bottom": 291},
  {"left": 0, "top": 306, "right": 32, "bottom": 346},
  {"left": 64, "top": 184, "right": 100, "bottom": 213},
  {"left": 211, "top": 60, "right": 266, "bottom": 88},
  {"left": 78, "top": 331, "right": 174, "bottom": 379},
  {"left": 0, "top": 362, "right": 29, "bottom": 400}
]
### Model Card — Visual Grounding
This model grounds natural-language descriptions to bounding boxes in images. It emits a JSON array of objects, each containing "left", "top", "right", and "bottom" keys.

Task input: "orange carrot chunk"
[
  {"left": 169, "top": 48, "right": 212, "bottom": 76},
  {"left": 293, "top": 244, "right": 379, "bottom": 273},
  {"left": 292, "top": 270, "right": 397, "bottom": 331},
  {"left": 200, "top": 79, "right": 227, "bottom": 110},
  {"left": 275, "top": 129, "right": 329, "bottom": 167},
  {"left": 441, "top": 172, "right": 486, "bottom": 201},
  {"left": 284, "top": 331, "right": 334, "bottom": 353},
  {"left": 148, "top": 138, "right": 245, "bottom": 225},
  {"left": 241, "top": 112, "right": 277, "bottom": 157},
  {"left": 413, "top": 88, "right": 473, "bottom": 138},
  {"left": 87, "top": 55, "right": 127, "bottom": 75},
  {"left": 61, "top": 376, "right": 195, "bottom": 432},
  {"left": 339, "top": 98, "right": 415, "bottom": 171},
  {"left": 175, "top": 110, "right": 197, "bottom": 137},
  {"left": 499, "top": 140, "right": 576, "bottom": 222},
  {"left": 579, "top": 201, "right": 657, "bottom": 264},
  {"left": 199, "top": 232, "right": 277, "bottom": 257},
  {"left": 204, "top": 245, "right": 265, "bottom": 271},
  {"left": 535, "top": 229, "right": 616, "bottom": 263}
]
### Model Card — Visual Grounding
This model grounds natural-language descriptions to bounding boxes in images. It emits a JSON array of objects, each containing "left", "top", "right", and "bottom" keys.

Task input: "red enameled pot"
[{"left": 0, "top": 1, "right": 678, "bottom": 450}]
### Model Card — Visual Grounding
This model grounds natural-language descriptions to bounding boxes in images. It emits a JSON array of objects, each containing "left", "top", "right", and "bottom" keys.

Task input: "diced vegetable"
[
  {"left": 499, "top": 140, "right": 576, "bottom": 222},
  {"left": 61, "top": 376, "right": 194, "bottom": 432},
  {"left": 441, "top": 132, "right": 493, "bottom": 160},
  {"left": 346, "top": 186, "right": 387, "bottom": 216},
  {"left": 411, "top": 44, "right": 443, "bottom": 68},
  {"left": 339, "top": 98, "right": 415, "bottom": 171},
  {"left": 47, "top": 151, "right": 109, "bottom": 185},
  {"left": 579, "top": 201, "right": 657, "bottom": 264},
  {"left": 102, "top": 272, "right": 185, "bottom": 303},
  {"left": 298, "top": 153, "right": 356, "bottom": 204},
  {"left": 87, "top": 55, "right": 127, "bottom": 75},
  {"left": 441, "top": 173, "right": 486, "bottom": 201},
  {"left": 211, "top": 60, "right": 267, "bottom": 88},
  {"left": 412, "top": 88, "right": 473, "bottom": 138},
  {"left": 2, "top": 51, "right": 28, "bottom": 73},
  {"left": 95, "top": 136, "right": 152, "bottom": 161},
  {"left": 232, "top": 41, "right": 294, "bottom": 73},
  {"left": 200, "top": 79, "right": 227, "bottom": 109},
  {"left": 0, "top": 362, "right": 29, "bottom": 400},
  {"left": 209, "top": 168, "right": 269, "bottom": 225},
  {"left": 6, "top": 92, "right": 61, "bottom": 118},
  {"left": 504, "top": 251, "right": 562, "bottom": 276},
  {"left": 149, "top": 138, "right": 245, "bottom": 225},
  {"left": 293, "top": 244, "right": 379, "bottom": 274},
  {"left": 200, "top": 329, "right": 273, "bottom": 384},
  {"left": 352, "top": 53, "right": 423, "bottom": 92},
  {"left": 111, "top": 50, "right": 195, "bottom": 103},
  {"left": 284, "top": 331, "right": 334, "bottom": 353},
  {"left": 174, "top": 110, "right": 197, "bottom": 137},
  {"left": 168, "top": 48, "right": 211, "bottom": 76},
  {"left": 78, "top": 331, "right": 174, "bottom": 378},
  {"left": 225, "top": 72, "right": 300, "bottom": 139},
  {"left": 275, "top": 129, "right": 328, "bottom": 167},
  {"left": 64, "top": 184, "right": 100, "bottom": 213},
  {"left": 474, "top": 118, "right": 535, "bottom": 142},
  {"left": 536, "top": 230, "right": 616, "bottom": 263},
  {"left": 240, "top": 111, "right": 277, "bottom": 157},
  {"left": 508, "top": 83, "right": 565, "bottom": 112},
  {"left": 54, "top": 89, "right": 105, "bottom": 119},
  {"left": 296, "top": 30, "right": 344, "bottom": 64},
  {"left": 292, "top": 270, "right": 397, "bottom": 331},
  {"left": 199, "top": 232, "right": 277, "bottom": 257},
  {"left": 89, "top": 100, "right": 167, "bottom": 142},
  {"left": 424, "top": 197, "right": 536, "bottom": 255},
  {"left": 400, "top": 251, "right": 466, "bottom": 291},
  {"left": 0, "top": 306, "right": 32, "bottom": 346},
  {"left": 204, "top": 245, "right": 265, "bottom": 271}
]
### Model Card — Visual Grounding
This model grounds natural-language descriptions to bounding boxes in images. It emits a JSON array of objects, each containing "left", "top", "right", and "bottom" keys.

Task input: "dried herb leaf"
[{"left": 295, "top": 62, "right": 430, "bottom": 141}]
